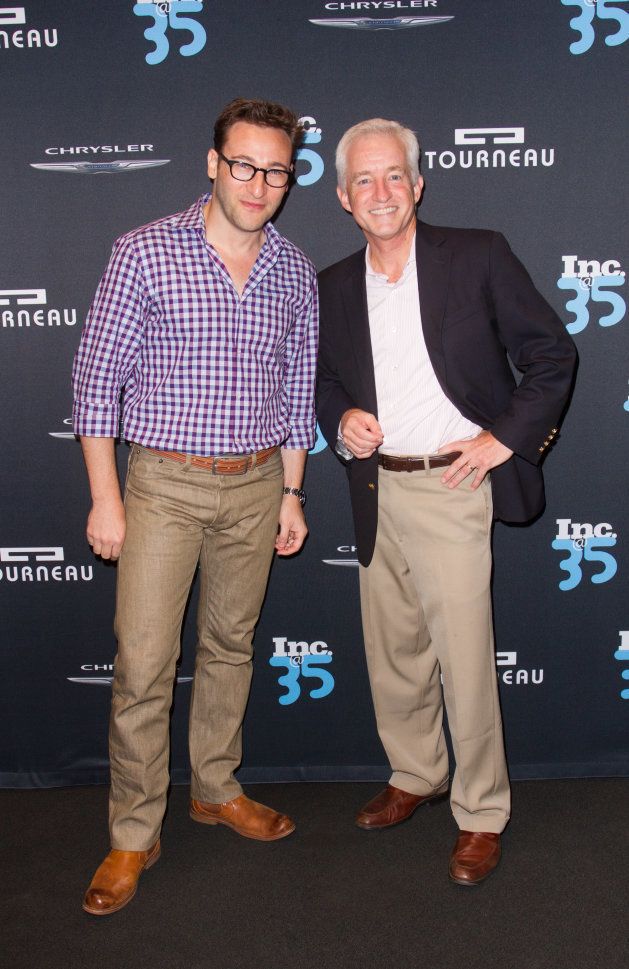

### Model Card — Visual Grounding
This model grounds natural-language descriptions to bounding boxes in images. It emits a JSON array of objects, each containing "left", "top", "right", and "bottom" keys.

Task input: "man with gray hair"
[{"left": 317, "top": 118, "right": 576, "bottom": 884}]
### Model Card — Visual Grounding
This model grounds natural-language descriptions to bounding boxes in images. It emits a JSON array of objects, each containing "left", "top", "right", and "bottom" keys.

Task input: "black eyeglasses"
[{"left": 218, "top": 153, "right": 292, "bottom": 188}]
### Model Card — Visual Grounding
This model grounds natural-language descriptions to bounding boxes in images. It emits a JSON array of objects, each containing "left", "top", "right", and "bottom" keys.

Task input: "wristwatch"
[{"left": 282, "top": 487, "right": 306, "bottom": 506}]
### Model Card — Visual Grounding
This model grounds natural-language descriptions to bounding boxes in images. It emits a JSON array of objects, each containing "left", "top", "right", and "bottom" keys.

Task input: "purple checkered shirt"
[{"left": 72, "top": 194, "right": 318, "bottom": 454}]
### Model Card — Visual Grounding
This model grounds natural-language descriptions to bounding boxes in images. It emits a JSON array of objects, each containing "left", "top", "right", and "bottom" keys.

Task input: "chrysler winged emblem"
[
  {"left": 67, "top": 675, "right": 193, "bottom": 686},
  {"left": 309, "top": 16, "right": 454, "bottom": 30},
  {"left": 30, "top": 159, "right": 171, "bottom": 174}
]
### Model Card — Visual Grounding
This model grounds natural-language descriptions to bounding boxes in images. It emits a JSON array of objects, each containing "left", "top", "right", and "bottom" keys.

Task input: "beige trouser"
[
  {"left": 109, "top": 445, "right": 283, "bottom": 850},
  {"left": 359, "top": 465, "right": 510, "bottom": 833}
]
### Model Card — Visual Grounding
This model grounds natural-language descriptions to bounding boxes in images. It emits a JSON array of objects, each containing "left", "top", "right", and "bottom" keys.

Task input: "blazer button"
[{"left": 368, "top": 482, "right": 375, "bottom": 490}]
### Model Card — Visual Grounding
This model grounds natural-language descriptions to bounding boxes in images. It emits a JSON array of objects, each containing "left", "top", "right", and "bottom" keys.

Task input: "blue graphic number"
[
  {"left": 296, "top": 126, "right": 324, "bottom": 187},
  {"left": 583, "top": 536, "right": 618, "bottom": 584},
  {"left": 557, "top": 275, "right": 626, "bottom": 333},
  {"left": 563, "top": 0, "right": 629, "bottom": 54},
  {"left": 309, "top": 423, "right": 328, "bottom": 455},
  {"left": 557, "top": 276, "right": 590, "bottom": 333},
  {"left": 133, "top": 1, "right": 206, "bottom": 66},
  {"left": 134, "top": 3, "right": 170, "bottom": 65},
  {"left": 590, "top": 275, "right": 626, "bottom": 326},
  {"left": 597, "top": 0, "right": 629, "bottom": 46},
  {"left": 562, "top": 0, "right": 596, "bottom": 54},
  {"left": 551, "top": 538, "right": 583, "bottom": 591},
  {"left": 269, "top": 657, "right": 301, "bottom": 706},
  {"left": 552, "top": 537, "right": 617, "bottom": 590},
  {"left": 613, "top": 645, "right": 629, "bottom": 699},
  {"left": 300, "top": 655, "right": 335, "bottom": 699},
  {"left": 169, "top": 1, "right": 207, "bottom": 57},
  {"left": 269, "top": 654, "right": 335, "bottom": 704}
]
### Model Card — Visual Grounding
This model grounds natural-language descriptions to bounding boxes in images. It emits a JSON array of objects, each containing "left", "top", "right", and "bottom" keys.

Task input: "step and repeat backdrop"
[{"left": 1, "top": 1, "right": 627, "bottom": 787}]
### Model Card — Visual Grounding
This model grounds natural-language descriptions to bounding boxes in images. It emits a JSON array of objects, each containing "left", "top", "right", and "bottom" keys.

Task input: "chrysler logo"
[
  {"left": 309, "top": 15, "right": 453, "bottom": 30},
  {"left": 30, "top": 159, "right": 170, "bottom": 174}
]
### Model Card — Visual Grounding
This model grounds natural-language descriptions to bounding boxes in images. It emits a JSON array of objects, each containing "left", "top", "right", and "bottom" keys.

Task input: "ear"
[
  {"left": 413, "top": 175, "right": 424, "bottom": 205},
  {"left": 207, "top": 149, "right": 219, "bottom": 181},
  {"left": 337, "top": 184, "right": 352, "bottom": 214}
]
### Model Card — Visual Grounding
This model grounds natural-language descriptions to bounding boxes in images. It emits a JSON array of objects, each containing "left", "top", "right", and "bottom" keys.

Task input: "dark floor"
[{"left": 2, "top": 779, "right": 628, "bottom": 969}]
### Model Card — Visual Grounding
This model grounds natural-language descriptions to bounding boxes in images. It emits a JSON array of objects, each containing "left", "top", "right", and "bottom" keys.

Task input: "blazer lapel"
[
  {"left": 415, "top": 221, "right": 451, "bottom": 387},
  {"left": 340, "top": 251, "right": 379, "bottom": 415}
]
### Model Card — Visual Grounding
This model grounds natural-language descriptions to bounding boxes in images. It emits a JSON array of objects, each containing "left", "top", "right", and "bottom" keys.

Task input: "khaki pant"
[
  {"left": 109, "top": 445, "right": 283, "bottom": 850},
  {"left": 359, "top": 466, "right": 510, "bottom": 833}
]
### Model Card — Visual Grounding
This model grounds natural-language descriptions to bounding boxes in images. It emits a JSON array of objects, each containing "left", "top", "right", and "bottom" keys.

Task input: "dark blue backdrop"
[{"left": 1, "top": 0, "right": 627, "bottom": 787}]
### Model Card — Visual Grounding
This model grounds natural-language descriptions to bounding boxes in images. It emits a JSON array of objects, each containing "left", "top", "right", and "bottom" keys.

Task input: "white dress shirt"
[{"left": 365, "top": 241, "right": 480, "bottom": 456}]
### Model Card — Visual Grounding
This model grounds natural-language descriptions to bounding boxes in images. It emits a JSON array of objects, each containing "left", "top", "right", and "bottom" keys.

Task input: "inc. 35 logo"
[
  {"left": 562, "top": 0, "right": 629, "bottom": 55},
  {"left": 133, "top": 1, "right": 207, "bottom": 66},
  {"left": 552, "top": 519, "right": 618, "bottom": 591},
  {"left": 269, "top": 637, "right": 334, "bottom": 706},
  {"left": 557, "top": 256, "right": 626, "bottom": 335}
]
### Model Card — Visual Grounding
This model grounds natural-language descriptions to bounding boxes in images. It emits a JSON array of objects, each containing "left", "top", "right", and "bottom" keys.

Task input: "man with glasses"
[{"left": 73, "top": 98, "right": 317, "bottom": 915}]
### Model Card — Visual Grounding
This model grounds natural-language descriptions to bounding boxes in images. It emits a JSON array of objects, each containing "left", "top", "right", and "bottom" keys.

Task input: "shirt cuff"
[
  {"left": 73, "top": 401, "right": 120, "bottom": 438},
  {"left": 283, "top": 422, "right": 316, "bottom": 450}
]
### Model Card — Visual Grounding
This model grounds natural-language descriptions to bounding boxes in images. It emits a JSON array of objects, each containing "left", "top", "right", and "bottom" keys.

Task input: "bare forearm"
[
  {"left": 80, "top": 437, "right": 122, "bottom": 503},
  {"left": 79, "top": 437, "right": 126, "bottom": 560},
  {"left": 280, "top": 447, "right": 307, "bottom": 489},
  {"left": 276, "top": 448, "right": 308, "bottom": 556}
]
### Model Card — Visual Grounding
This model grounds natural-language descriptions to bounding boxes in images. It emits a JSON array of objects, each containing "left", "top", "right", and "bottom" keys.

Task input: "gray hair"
[{"left": 335, "top": 118, "right": 421, "bottom": 191}]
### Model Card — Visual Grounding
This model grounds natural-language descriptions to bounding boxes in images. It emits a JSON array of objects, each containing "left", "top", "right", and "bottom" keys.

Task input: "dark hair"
[{"left": 213, "top": 98, "right": 304, "bottom": 155}]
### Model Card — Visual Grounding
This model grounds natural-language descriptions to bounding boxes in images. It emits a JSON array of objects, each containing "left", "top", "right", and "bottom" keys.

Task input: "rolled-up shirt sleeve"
[
  {"left": 72, "top": 236, "right": 149, "bottom": 437},
  {"left": 282, "top": 275, "right": 319, "bottom": 449}
]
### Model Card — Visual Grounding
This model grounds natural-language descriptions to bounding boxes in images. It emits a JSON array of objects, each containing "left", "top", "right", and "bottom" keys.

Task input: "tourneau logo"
[
  {"left": 0, "top": 288, "right": 77, "bottom": 329},
  {"left": 424, "top": 126, "right": 555, "bottom": 171},
  {"left": 0, "top": 547, "right": 93, "bottom": 583},
  {"left": 455, "top": 127, "right": 524, "bottom": 146},
  {"left": 0, "top": 5, "right": 59, "bottom": 49},
  {"left": 496, "top": 651, "right": 544, "bottom": 687}
]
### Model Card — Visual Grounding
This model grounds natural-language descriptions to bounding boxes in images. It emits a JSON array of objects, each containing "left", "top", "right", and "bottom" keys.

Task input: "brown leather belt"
[
  {"left": 378, "top": 450, "right": 462, "bottom": 472},
  {"left": 145, "top": 445, "right": 278, "bottom": 475}
]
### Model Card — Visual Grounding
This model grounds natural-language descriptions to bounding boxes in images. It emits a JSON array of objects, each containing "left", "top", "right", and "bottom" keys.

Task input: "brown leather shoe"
[
  {"left": 356, "top": 783, "right": 448, "bottom": 830},
  {"left": 82, "top": 840, "right": 161, "bottom": 916},
  {"left": 190, "top": 794, "right": 295, "bottom": 841},
  {"left": 449, "top": 831, "right": 501, "bottom": 885}
]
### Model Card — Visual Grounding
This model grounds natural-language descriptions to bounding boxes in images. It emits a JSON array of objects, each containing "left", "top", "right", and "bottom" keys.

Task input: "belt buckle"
[{"left": 211, "top": 454, "right": 251, "bottom": 475}]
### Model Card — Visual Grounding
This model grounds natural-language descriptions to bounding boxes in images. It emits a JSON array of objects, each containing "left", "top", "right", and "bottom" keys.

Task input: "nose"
[
  {"left": 248, "top": 169, "right": 267, "bottom": 198},
  {"left": 372, "top": 176, "right": 391, "bottom": 201}
]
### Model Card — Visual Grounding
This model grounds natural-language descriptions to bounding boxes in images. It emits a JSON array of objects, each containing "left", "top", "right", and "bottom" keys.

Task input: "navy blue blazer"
[{"left": 316, "top": 220, "right": 577, "bottom": 567}]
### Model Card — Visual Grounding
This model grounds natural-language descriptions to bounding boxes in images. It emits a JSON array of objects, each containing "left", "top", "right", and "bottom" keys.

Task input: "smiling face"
[
  {"left": 207, "top": 121, "right": 293, "bottom": 236},
  {"left": 337, "top": 132, "right": 423, "bottom": 246}
]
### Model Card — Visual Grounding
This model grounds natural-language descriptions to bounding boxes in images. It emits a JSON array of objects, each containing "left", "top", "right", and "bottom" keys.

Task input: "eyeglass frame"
[{"left": 217, "top": 152, "right": 294, "bottom": 188}]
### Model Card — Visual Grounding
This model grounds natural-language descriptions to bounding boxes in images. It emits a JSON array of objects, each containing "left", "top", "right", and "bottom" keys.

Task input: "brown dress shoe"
[
  {"left": 356, "top": 783, "right": 448, "bottom": 830},
  {"left": 82, "top": 841, "right": 161, "bottom": 916},
  {"left": 449, "top": 831, "right": 501, "bottom": 885},
  {"left": 190, "top": 794, "right": 295, "bottom": 841}
]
